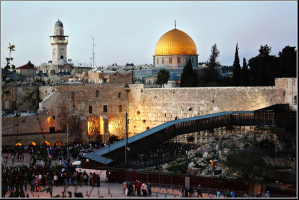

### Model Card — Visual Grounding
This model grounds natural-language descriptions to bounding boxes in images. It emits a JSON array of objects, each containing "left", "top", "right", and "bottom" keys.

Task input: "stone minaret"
[{"left": 50, "top": 19, "right": 69, "bottom": 65}]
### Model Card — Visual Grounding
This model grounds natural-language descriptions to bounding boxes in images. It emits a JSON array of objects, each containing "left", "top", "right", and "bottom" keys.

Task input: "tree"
[
  {"left": 198, "top": 44, "right": 221, "bottom": 86},
  {"left": 2, "top": 43, "right": 16, "bottom": 99},
  {"left": 223, "top": 147, "right": 269, "bottom": 182},
  {"left": 180, "top": 58, "right": 198, "bottom": 87},
  {"left": 156, "top": 69, "right": 170, "bottom": 88},
  {"left": 248, "top": 44, "right": 276, "bottom": 86},
  {"left": 240, "top": 58, "right": 250, "bottom": 86},
  {"left": 206, "top": 44, "right": 220, "bottom": 70},
  {"left": 232, "top": 43, "right": 241, "bottom": 86},
  {"left": 278, "top": 46, "right": 296, "bottom": 77}
]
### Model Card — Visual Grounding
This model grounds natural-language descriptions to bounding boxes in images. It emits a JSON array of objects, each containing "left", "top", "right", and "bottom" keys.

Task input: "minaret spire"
[{"left": 175, "top": 20, "right": 176, "bottom": 29}]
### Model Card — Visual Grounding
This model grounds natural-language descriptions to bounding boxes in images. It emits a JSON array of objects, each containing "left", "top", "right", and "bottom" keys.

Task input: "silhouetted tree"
[
  {"left": 180, "top": 58, "right": 198, "bottom": 87},
  {"left": 156, "top": 69, "right": 170, "bottom": 88},
  {"left": 232, "top": 43, "right": 241, "bottom": 86},
  {"left": 241, "top": 58, "right": 250, "bottom": 86},
  {"left": 206, "top": 44, "right": 220, "bottom": 70},
  {"left": 248, "top": 44, "right": 276, "bottom": 86}
]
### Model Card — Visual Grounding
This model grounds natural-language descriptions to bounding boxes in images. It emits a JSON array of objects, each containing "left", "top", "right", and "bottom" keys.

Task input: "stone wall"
[
  {"left": 127, "top": 84, "right": 285, "bottom": 135},
  {"left": 2, "top": 78, "right": 296, "bottom": 143},
  {"left": 39, "top": 85, "right": 57, "bottom": 101},
  {"left": 2, "top": 86, "right": 39, "bottom": 112},
  {"left": 275, "top": 78, "right": 297, "bottom": 111},
  {"left": 38, "top": 83, "right": 129, "bottom": 140},
  {"left": 2, "top": 112, "right": 53, "bottom": 135}
]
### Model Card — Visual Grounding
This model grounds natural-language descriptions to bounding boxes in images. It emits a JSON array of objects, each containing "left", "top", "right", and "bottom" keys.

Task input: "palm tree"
[{"left": 156, "top": 69, "right": 170, "bottom": 88}]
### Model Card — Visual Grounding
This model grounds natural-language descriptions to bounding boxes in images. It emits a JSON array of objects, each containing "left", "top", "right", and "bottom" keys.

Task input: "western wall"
[
  {"left": 1, "top": 78, "right": 297, "bottom": 144},
  {"left": 127, "top": 78, "right": 296, "bottom": 135}
]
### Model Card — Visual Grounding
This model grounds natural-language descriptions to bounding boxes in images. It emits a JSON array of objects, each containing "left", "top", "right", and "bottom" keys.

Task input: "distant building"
[
  {"left": 74, "top": 70, "right": 133, "bottom": 84},
  {"left": 15, "top": 62, "right": 37, "bottom": 77}
]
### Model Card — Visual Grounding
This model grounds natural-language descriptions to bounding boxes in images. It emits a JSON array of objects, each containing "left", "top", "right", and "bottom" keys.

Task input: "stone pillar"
[
  {"left": 80, "top": 115, "right": 88, "bottom": 144},
  {"left": 100, "top": 115, "right": 109, "bottom": 142}
]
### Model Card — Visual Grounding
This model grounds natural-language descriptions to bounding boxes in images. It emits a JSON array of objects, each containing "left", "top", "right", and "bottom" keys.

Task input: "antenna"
[{"left": 91, "top": 36, "right": 96, "bottom": 68}]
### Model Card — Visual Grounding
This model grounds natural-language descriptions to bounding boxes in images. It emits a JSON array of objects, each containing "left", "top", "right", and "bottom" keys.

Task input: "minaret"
[{"left": 49, "top": 19, "right": 69, "bottom": 65}]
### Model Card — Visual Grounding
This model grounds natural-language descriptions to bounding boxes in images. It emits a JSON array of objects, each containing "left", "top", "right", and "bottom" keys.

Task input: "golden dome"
[{"left": 154, "top": 28, "right": 197, "bottom": 56}]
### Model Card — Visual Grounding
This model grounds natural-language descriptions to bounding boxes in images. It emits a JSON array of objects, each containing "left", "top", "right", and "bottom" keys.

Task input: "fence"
[{"left": 106, "top": 169, "right": 296, "bottom": 197}]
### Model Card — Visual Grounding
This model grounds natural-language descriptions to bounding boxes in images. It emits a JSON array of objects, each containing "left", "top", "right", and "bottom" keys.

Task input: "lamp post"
[{"left": 210, "top": 160, "right": 214, "bottom": 177}]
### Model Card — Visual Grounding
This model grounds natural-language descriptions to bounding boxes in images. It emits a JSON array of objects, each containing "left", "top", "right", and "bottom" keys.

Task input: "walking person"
[
  {"left": 265, "top": 191, "right": 270, "bottom": 198},
  {"left": 180, "top": 186, "right": 184, "bottom": 197},
  {"left": 230, "top": 190, "right": 235, "bottom": 198},
  {"left": 217, "top": 190, "right": 221, "bottom": 198},
  {"left": 185, "top": 187, "right": 189, "bottom": 198},
  {"left": 197, "top": 185, "right": 202, "bottom": 197},
  {"left": 31, "top": 179, "right": 35, "bottom": 192},
  {"left": 148, "top": 183, "right": 151, "bottom": 196},
  {"left": 226, "top": 188, "right": 230, "bottom": 198},
  {"left": 256, "top": 192, "right": 261, "bottom": 197}
]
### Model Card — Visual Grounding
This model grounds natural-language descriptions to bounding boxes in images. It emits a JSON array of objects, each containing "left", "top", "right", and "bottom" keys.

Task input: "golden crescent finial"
[{"left": 175, "top": 20, "right": 176, "bottom": 29}]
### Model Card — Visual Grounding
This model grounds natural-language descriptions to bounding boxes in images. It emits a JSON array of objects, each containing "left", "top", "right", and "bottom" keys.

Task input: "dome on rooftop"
[
  {"left": 155, "top": 28, "right": 197, "bottom": 56},
  {"left": 55, "top": 19, "right": 63, "bottom": 27}
]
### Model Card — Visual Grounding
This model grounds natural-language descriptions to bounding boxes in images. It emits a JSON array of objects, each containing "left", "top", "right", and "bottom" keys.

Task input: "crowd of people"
[
  {"left": 2, "top": 141, "right": 110, "bottom": 162},
  {"left": 1, "top": 141, "right": 112, "bottom": 198},
  {"left": 124, "top": 180, "right": 152, "bottom": 197}
]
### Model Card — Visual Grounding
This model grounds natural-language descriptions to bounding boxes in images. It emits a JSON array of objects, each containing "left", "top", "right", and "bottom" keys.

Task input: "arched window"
[
  {"left": 118, "top": 92, "right": 121, "bottom": 98},
  {"left": 96, "top": 90, "right": 99, "bottom": 97},
  {"left": 71, "top": 92, "right": 74, "bottom": 100}
]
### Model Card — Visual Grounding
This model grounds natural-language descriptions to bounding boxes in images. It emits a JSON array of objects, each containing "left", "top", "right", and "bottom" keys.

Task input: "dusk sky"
[{"left": 1, "top": 1, "right": 297, "bottom": 68}]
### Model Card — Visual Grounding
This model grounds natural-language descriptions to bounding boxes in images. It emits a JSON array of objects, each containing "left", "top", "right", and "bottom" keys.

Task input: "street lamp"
[{"left": 210, "top": 160, "right": 214, "bottom": 176}]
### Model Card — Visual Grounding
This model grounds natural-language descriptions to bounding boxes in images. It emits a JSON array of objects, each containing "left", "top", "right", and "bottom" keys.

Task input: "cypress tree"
[
  {"left": 232, "top": 43, "right": 241, "bottom": 86},
  {"left": 241, "top": 58, "right": 249, "bottom": 86},
  {"left": 180, "top": 58, "right": 197, "bottom": 87}
]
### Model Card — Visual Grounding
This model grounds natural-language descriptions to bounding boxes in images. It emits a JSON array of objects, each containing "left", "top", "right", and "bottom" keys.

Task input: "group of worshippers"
[
  {"left": 125, "top": 180, "right": 151, "bottom": 196},
  {"left": 180, "top": 186, "right": 194, "bottom": 197}
]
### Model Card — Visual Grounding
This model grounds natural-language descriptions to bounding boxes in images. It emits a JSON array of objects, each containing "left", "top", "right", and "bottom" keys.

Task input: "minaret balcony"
[{"left": 51, "top": 40, "right": 68, "bottom": 44}]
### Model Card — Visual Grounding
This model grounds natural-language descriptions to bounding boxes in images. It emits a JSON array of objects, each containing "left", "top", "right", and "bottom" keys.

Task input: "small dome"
[{"left": 55, "top": 19, "right": 63, "bottom": 27}]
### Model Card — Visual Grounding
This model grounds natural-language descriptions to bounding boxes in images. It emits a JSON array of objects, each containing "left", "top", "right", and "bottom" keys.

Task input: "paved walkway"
[{"left": 2, "top": 183, "right": 217, "bottom": 198}]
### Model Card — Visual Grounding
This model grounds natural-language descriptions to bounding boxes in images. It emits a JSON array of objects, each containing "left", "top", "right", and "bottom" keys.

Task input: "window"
[
  {"left": 96, "top": 90, "right": 99, "bottom": 97},
  {"left": 178, "top": 57, "right": 181, "bottom": 64},
  {"left": 103, "top": 105, "right": 107, "bottom": 112},
  {"left": 53, "top": 116, "right": 55, "bottom": 120},
  {"left": 112, "top": 78, "right": 115, "bottom": 81},
  {"left": 71, "top": 106, "right": 75, "bottom": 113},
  {"left": 89, "top": 106, "right": 92, "bottom": 114},
  {"left": 5, "top": 101, "right": 9, "bottom": 109},
  {"left": 120, "top": 78, "right": 123, "bottom": 81},
  {"left": 71, "top": 92, "right": 74, "bottom": 100},
  {"left": 118, "top": 92, "right": 121, "bottom": 98},
  {"left": 192, "top": 57, "right": 194, "bottom": 63},
  {"left": 169, "top": 57, "right": 172, "bottom": 64},
  {"left": 13, "top": 101, "right": 17, "bottom": 110},
  {"left": 294, "top": 95, "right": 297, "bottom": 105},
  {"left": 157, "top": 58, "right": 159, "bottom": 64},
  {"left": 119, "top": 105, "right": 122, "bottom": 112},
  {"left": 162, "top": 58, "right": 164, "bottom": 64},
  {"left": 60, "top": 56, "right": 64, "bottom": 59}
]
